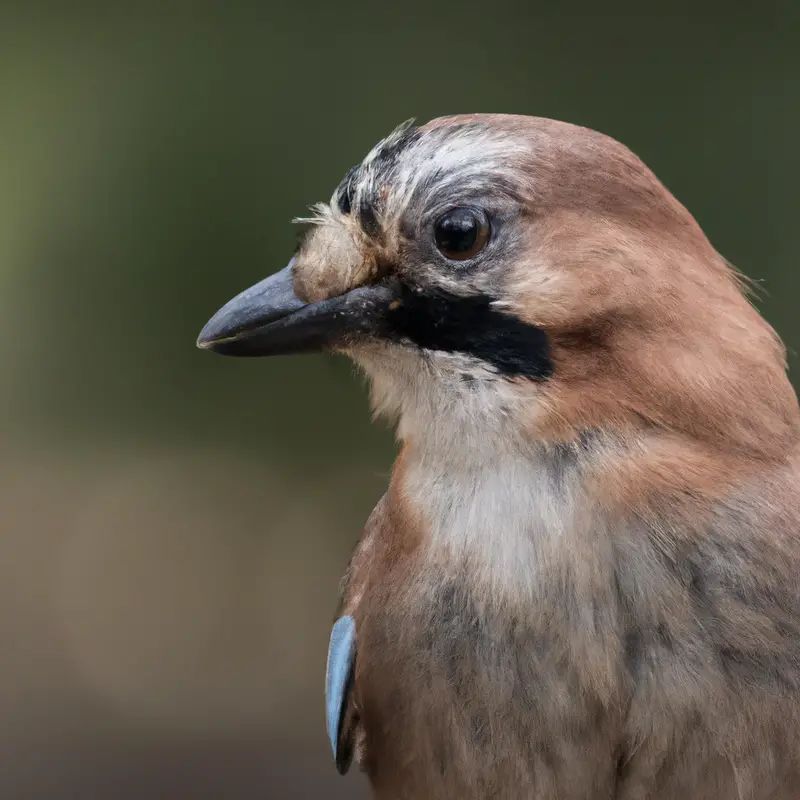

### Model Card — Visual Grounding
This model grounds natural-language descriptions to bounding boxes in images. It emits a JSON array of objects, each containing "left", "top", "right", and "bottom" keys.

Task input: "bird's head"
[{"left": 198, "top": 115, "right": 798, "bottom": 458}]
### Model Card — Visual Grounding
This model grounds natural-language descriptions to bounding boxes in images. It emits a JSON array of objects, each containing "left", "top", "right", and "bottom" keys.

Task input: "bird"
[{"left": 197, "top": 114, "right": 800, "bottom": 799}]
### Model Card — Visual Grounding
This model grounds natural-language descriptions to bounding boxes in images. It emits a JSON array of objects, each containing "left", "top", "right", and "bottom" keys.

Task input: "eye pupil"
[
  {"left": 434, "top": 208, "right": 489, "bottom": 261},
  {"left": 436, "top": 211, "right": 476, "bottom": 252}
]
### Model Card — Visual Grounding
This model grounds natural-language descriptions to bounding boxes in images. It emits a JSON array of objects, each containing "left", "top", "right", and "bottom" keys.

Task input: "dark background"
[{"left": 0, "top": 2, "right": 797, "bottom": 797}]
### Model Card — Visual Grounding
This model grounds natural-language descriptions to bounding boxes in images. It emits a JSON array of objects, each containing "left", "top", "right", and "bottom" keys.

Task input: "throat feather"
[{"left": 399, "top": 444, "right": 581, "bottom": 594}]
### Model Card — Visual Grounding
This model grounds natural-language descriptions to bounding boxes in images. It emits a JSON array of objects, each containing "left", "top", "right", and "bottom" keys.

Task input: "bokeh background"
[{"left": 0, "top": 1, "right": 797, "bottom": 797}]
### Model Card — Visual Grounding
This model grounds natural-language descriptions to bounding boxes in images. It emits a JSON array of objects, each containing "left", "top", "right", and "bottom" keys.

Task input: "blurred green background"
[{"left": 0, "top": 1, "right": 797, "bottom": 797}]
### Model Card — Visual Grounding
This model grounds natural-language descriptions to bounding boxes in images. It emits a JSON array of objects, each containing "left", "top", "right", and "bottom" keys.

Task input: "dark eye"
[
  {"left": 336, "top": 165, "right": 359, "bottom": 215},
  {"left": 433, "top": 208, "right": 490, "bottom": 261}
]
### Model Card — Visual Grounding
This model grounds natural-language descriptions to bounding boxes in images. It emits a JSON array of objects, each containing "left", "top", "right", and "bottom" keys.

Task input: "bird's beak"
[{"left": 196, "top": 260, "right": 395, "bottom": 357}]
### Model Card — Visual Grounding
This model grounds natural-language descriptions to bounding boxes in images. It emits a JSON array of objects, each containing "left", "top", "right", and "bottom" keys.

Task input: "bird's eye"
[
  {"left": 337, "top": 166, "right": 359, "bottom": 215},
  {"left": 433, "top": 208, "right": 490, "bottom": 261}
]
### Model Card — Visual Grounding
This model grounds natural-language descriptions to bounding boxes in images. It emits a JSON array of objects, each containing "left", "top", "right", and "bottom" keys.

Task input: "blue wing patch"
[{"left": 325, "top": 615, "right": 357, "bottom": 773}]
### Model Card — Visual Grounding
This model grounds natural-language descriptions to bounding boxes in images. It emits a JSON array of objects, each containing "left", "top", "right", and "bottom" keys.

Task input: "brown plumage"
[{"left": 199, "top": 114, "right": 800, "bottom": 799}]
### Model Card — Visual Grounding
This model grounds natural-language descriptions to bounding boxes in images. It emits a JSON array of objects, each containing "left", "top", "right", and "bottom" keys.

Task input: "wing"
[
  {"left": 326, "top": 615, "right": 357, "bottom": 774},
  {"left": 324, "top": 493, "right": 389, "bottom": 775}
]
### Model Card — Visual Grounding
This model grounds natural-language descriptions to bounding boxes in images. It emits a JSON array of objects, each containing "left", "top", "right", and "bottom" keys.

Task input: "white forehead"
[{"left": 344, "top": 121, "right": 529, "bottom": 224}]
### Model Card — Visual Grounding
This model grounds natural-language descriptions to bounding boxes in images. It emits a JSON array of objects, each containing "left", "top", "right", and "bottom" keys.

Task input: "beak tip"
[{"left": 196, "top": 323, "right": 220, "bottom": 351}]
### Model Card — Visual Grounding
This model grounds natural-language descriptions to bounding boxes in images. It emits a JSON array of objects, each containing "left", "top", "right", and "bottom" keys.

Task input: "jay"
[{"left": 198, "top": 115, "right": 800, "bottom": 799}]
